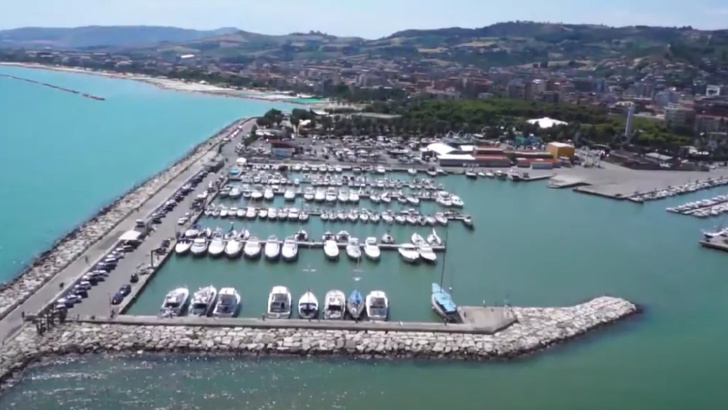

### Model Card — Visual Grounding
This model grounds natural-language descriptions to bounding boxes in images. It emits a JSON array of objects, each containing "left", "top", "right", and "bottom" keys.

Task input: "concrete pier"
[{"left": 0, "top": 73, "right": 106, "bottom": 101}]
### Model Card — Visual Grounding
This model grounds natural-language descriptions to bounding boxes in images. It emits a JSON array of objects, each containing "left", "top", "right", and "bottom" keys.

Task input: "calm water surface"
[
  {"left": 0, "top": 65, "right": 293, "bottom": 281},
  {"left": 2, "top": 67, "right": 727, "bottom": 409}
]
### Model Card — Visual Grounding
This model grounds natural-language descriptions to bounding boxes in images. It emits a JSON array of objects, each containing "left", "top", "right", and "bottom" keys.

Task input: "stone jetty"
[
  {"left": 0, "top": 297, "right": 638, "bottom": 388},
  {"left": 0, "top": 119, "right": 247, "bottom": 321}
]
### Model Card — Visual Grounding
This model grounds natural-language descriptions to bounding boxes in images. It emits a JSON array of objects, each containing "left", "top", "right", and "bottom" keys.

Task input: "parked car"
[
  {"left": 119, "top": 284, "right": 132, "bottom": 297},
  {"left": 111, "top": 292, "right": 124, "bottom": 305}
]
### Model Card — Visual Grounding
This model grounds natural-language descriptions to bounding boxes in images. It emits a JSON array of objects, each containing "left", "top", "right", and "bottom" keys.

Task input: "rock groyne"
[
  {"left": 0, "top": 297, "right": 638, "bottom": 389},
  {"left": 0, "top": 118, "right": 247, "bottom": 321}
]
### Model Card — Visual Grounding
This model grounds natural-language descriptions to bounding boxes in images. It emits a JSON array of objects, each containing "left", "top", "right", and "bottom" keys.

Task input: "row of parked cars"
[{"left": 55, "top": 169, "right": 211, "bottom": 312}]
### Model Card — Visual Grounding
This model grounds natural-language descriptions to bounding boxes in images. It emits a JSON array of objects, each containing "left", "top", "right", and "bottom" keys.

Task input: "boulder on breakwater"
[
  {"left": 0, "top": 119, "right": 248, "bottom": 321},
  {"left": 0, "top": 297, "right": 638, "bottom": 388}
]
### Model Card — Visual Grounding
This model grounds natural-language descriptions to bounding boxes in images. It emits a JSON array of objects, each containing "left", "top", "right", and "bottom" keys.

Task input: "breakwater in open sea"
[{"left": 0, "top": 65, "right": 294, "bottom": 283}]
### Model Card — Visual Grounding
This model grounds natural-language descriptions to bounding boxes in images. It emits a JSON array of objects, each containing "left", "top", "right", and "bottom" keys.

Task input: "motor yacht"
[
  {"left": 381, "top": 232, "right": 395, "bottom": 244},
  {"left": 407, "top": 196, "right": 420, "bottom": 205},
  {"left": 326, "top": 188, "right": 338, "bottom": 203},
  {"left": 265, "top": 235, "right": 281, "bottom": 260},
  {"left": 251, "top": 190, "right": 263, "bottom": 200},
  {"left": 398, "top": 244, "right": 420, "bottom": 263},
  {"left": 376, "top": 165, "right": 386, "bottom": 174},
  {"left": 435, "top": 213, "right": 449, "bottom": 226},
  {"left": 451, "top": 195, "right": 464, "bottom": 207},
  {"left": 224, "top": 232, "right": 243, "bottom": 258},
  {"left": 364, "top": 237, "right": 381, "bottom": 261},
  {"left": 175, "top": 238, "right": 192, "bottom": 255},
  {"left": 408, "top": 168, "right": 417, "bottom": 175},
  {"left": 324, "top": 239, "right": 340, "bottom": 260},
  {"left": 190, "top": 237, "right": 209, "bottom": 257},
  {"left": 295, "top": 230, "right": 308, "bottom": 241},
  {"left": 315, "top": 189, "right": 326, "bottom": 202},
  {"left": 207, "top": 230, "right": 226, "bottom": 257},
  {"left": 486, "top": 171, "right": 495, "bottom": 178},
  {"left": 299, "top": 210, "right": 309, "bottom": 222},
  {"left": 246, "top": 206, "right": 257, "bottom": 219},
  {"left": 264, "top": 188, "right": 275, "bottom": 201},
  {"left": 258, "top": 208, "right": 268, "bottom": 219},
  {"left": 366, "top": 290, "right": 389, "bottom": 321},
  {"left": 349, "top": 191, "right": 360, "bottom": 203},
  {"left": 417, "top": 242, "right": 437, "bottom": 263},
  {"left": 370, "top": 213, "right": 380, "bottom": 223},
  {"left": 267, "top": 286, "right": 292, "bottom": 319},
  {"left": 346, "top": 238, "right": 362, "bottom": 260},
  {"left": 282, "top": 237, "right": 299, "bottom": 262},
  {"left": 268, "top": 208, "right": 278, "bottom": 219},
  {"left": 160, "top": 287, "right": 189, "bottom": 317},
  {"left": 303, "top": 187, "right": 315, "bottom": 201},
  {"left": 323, "top": 290, "right": 346, "bottom": 320},
  {"left": 229, "top": 187, "right": 242, "bottom": 198},
  {"left": 371, "top": 194, "right": 381, "bottom": 203},
  {"left": 298, "top": 291, "right": 319, "bottom": 319},
  {"left": 236, "top": 208, "right": 246, "bottom": 218},
  {"left": 243, "top": 236, "right": 262, "bottom": 259},
  {"left": 278, "top": 208, "right": 289, "bottom": 221},
  {"left": 284, "top": 189, "right": 296, "bottom": 202},
  {"left": 338, "top": 190, "right": 349, "bottom": 203},
  {"left": 189, "top": 285, "right": 217, "bottom": 317}
]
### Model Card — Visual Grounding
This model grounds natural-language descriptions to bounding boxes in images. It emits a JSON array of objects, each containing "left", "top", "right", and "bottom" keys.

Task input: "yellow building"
[{"left": 546, "top": 142, "right": 575, "bottom": 159}]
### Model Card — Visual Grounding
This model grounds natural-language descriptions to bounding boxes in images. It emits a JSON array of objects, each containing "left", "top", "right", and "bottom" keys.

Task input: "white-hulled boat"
[
  {"left": 244, "top": 236, "right": 262, "bottom": 259},
  {"left": 324, "top": 239, "right": 340, "bottom": 260},
  {"left": 282, "top": 238, "right": 299, "bottom": 261},
  {"left": 267, "top": 286, "right": 292, "bottom": 319},
  {"left": 229, "top": 187, "right": 241, "bottom": 198},
  {"left": 259, "top": 209, "right": 268, "bottom": 219},
  {"left": 213, "top": 287, "right": 241, "bottom": 317},
  {"left": 160, "top": 287, "right": 189, "bottom": 317},
  {"left": 175, "top": 238, "right": 192, "bottom": 255},
  {"left": 224, "top": 231, "right": 243, "bottom": 258},
  {"left": 338, "top": 190, "right": 349, "bottom": 203},
  {"left": 263, "top": 188, "right": 274, "bottom": 201},
  {"left": 265, "top": 235, "right": 281, "bottom": 260},
  {"left": 189, "top": 285, "right": 218, "bottom": 317},
  {"left": 346, "top": 238, "right": 362, "bottom": 260},
  {"left": 288, "top": 208, "right": 300, "bottom": 221},
  {"left": 190, "top": 237, "right": 209, "bottom": 257},
  {"left": 299, "top": 210, "right": 309, "bottom": 222},
  {"left": 381, "top": 232, "right": 395, "bottom": 244},
  {"left": 246, "top": 206, "right": 257, "bottom": 219},
  {"left": 251, "top": 190, "right": 263, "bottom": 200},
  {"left": 284, "top": 189, "right": 296, "bottom": 202},
  {"left": 304, "top": 187, "right": 315, "bottom": 201},
  {"left": 236, "top": 208, "right": 246, "bottom": 218},
  {"left": 349, "top": 191, "right": 360, "bottom": 203},
  {"left": 315, "top": 189, "right": 326, "bottom": 202},
  {"left": 417, "top": 242, "right": 437, "bottom": 263},
  {"left": 398, "top": 244, "right": 420, "bottom": 263},
  {"left": 382, "top": 212, "right": 394, "bottom": 224},
  {"left": 370, "top": 213, "right": 380, "bottom": 223},
  {"left": 371, "top": 194, "right": 381, "bottom": 203},
  {"left": 408, "top": 168, "right": 417, "bottom": 175},
  {"left": 207, "top": 230, "right": 226, "bottom": 257},
  {"left": 486, "top": 171, "right": 495, "bottom": 178},
  {"left": 427, "top": 229, "right": 443, "bottom": 246},
  {"left": 268, "top": 208, "right": 278, "bottom": 220},
  {"left": 363, "top": 237, "right": 381, "bottom": 261},
  {"left": 326, "top": 188, "right": 338, "bottom": 203},
  {"left": 376, "top": 165, "right": 386, "bottom": 174},
  {"left": 298, "top": 291, "right": 319, "bottom": 319},
  {"left": 407, "top": 196, "right": 420, "bottom": 205},
  {"left": 323, "top": 290, "right": 346, "bottom": 320},
  {"left": 411, "top": 233, "right": 426, "bottom": 245},
  {"left": 435, "top": 212, "right": 449, "bottom": 226},
  {"left": 451, "top": 195, "right": 464, "bottom": 207},
  {"left": 366, "top": 290, "right": 389, "bottom": 321}
]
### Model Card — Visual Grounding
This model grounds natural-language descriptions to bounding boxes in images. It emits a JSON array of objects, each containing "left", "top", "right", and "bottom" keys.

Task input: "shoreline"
[
  {"left": 0, "top": 296, "right": 639, "bottom": 391},
  {"left": 0, "top": 117, "right": 252, "bottom": 323},
  {"left": 0, "top": 62, "right": 324, "bottom": 106}
]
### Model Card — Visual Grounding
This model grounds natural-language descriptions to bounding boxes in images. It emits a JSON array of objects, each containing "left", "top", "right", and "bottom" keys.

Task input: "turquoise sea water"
[
  {"left": 3, "top": 66, "right": 728, "bottom": 409},
  {"left": 0, "top": 66, "right": 292, "bottom": 282}
]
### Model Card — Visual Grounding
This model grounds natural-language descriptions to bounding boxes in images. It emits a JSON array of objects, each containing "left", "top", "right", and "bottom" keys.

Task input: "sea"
[
  {"left": 0, "top": 65, "right": 295, "bottom": 283},
  {"left": 2, "top": 66, "right": 728, "bottom": 409}
]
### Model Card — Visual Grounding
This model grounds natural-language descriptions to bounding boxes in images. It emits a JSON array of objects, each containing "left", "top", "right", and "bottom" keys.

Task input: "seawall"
[
  {"left": 0, "top": 73, "right": 105, "bottom": 100},
  {"left": 0, "top": 118, "right": 250, "bottom": 321},
  {"left": 0, "top": 297, "right": 638, "bottom": 389}
]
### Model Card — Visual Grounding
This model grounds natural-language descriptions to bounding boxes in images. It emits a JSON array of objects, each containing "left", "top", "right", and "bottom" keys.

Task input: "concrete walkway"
[{"left": 0, "top": 120, "right": 251, "bottom": 345}]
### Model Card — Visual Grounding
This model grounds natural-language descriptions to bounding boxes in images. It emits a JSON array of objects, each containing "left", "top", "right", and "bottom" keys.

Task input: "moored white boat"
[
  {"left": 175, "top": 238, "right": 192, "bottom": 255},
  {"left": 363, "top": 237, "right": 381, "bottom": 261},
  {"left": 160, "top": 287, "right": 189, "bottom": 317},
  {"left": 207, "top": 230, "right": 226, "bottom": 257},
  {"left": 366, "top": 290, "right": 389, "bottom": 321},
  {"left": 265, "top": 235, "right": 281, "bottom": 260},
  {"left": 224, "top": 232, "right": 243, "bottom": 258},
  {"left": 298, "top": 291, "right": 319, "bottom": 319},
  {"left": 267, "top": 286, "right": 292, "bottom": 319},
  {"left": 243, "top": 236, "right": 262, "bottom": 259},
  {"left": 282, "top": 238, "right": 299, "bottom": 261},
  {"left": 398, "top": 244, "right": 420, "bottom": 263},
  {"left": 324, "top": 239, "right": 340, "bottom": 260},
  {"left": 323, "top": 290, "right": 346, "bottom": 320},
  {"left": 346, "top": 237, "right": 362, "bottom": 260},
  {"left": 427, "top": 228, "right": 442, "bottom": 246},
  {"left": 189, "top": 285, "right": 218, "bottom": 317},
  {"left": 190, "top": 237, "right": 209, "bottom": 257},
  {"left": 212, "top": 287, "right": 241, "bottom": 317}
]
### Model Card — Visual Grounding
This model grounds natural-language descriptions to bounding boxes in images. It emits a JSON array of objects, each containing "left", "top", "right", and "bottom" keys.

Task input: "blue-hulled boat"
[
  {"left": 431, "top": 283, "right": 458, "bottom": 322},
  {"left": 346, "top": 290, "right": 365, "bottom": 320}
]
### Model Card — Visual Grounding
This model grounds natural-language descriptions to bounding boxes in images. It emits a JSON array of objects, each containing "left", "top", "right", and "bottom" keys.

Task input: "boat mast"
[{"left": 439, "top": 229, "right": 449, "bottom": 288}]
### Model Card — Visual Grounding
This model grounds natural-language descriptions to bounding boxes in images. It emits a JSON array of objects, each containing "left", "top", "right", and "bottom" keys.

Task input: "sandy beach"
[{"left": 0, "top": 62, "right": 324, "bottom": 105}]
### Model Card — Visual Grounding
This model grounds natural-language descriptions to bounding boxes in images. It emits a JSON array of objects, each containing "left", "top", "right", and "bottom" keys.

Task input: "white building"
[{"left": 526, "top": 117, "right": 568, "bottom": 129}]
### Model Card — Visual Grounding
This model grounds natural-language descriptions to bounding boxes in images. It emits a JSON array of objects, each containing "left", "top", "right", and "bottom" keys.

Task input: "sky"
[{"left": 1, "top": 0, "right": 728, "bottom": 38}]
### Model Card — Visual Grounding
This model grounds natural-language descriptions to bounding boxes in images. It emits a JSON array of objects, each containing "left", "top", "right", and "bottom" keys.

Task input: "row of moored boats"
[{"left": 629, "top": 177, "right": 728, "bottom": 203}]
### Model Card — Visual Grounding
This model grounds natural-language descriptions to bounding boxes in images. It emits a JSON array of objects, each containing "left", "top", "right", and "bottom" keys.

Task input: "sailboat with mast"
[{"left": 431, "top": 230, "right": 459, "bottom": 322}]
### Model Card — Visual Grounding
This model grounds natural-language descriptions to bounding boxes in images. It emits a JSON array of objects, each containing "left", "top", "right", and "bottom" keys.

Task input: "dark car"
[
  {"left": 119, "top": 284, "right": 132, "bottom": 296},
  {"left": 111, "top": 292, "right": 124, "bottom": 305},
  {"left": 130, "top": 273, "right": 139, "bottom": 283}
]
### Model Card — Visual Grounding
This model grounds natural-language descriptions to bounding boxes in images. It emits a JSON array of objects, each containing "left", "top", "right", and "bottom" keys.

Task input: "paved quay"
[
  {"left": 0, "top": 296, "right": 638, "bottom": 388},
  {"left": 0, "top": 118, "right": 251, "bottom": 344}
]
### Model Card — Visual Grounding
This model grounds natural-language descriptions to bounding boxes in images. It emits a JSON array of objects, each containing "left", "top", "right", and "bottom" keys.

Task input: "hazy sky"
[{"left": 1, "top": 0, "right": 728, "bottom": 37}]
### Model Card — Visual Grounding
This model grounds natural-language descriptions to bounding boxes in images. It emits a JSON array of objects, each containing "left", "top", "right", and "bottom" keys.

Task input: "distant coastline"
[{"left": 0, "top": 62, "right": 324, "bottom": 106}]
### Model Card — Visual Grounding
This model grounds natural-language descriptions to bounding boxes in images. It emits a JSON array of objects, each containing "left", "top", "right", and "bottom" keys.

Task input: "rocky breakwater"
[
  {"left": 0, "top": 297, "right": 638, "bottom": 387},
  {"left": 0, "top": 119, "right": 247, "bottom": 320}
]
